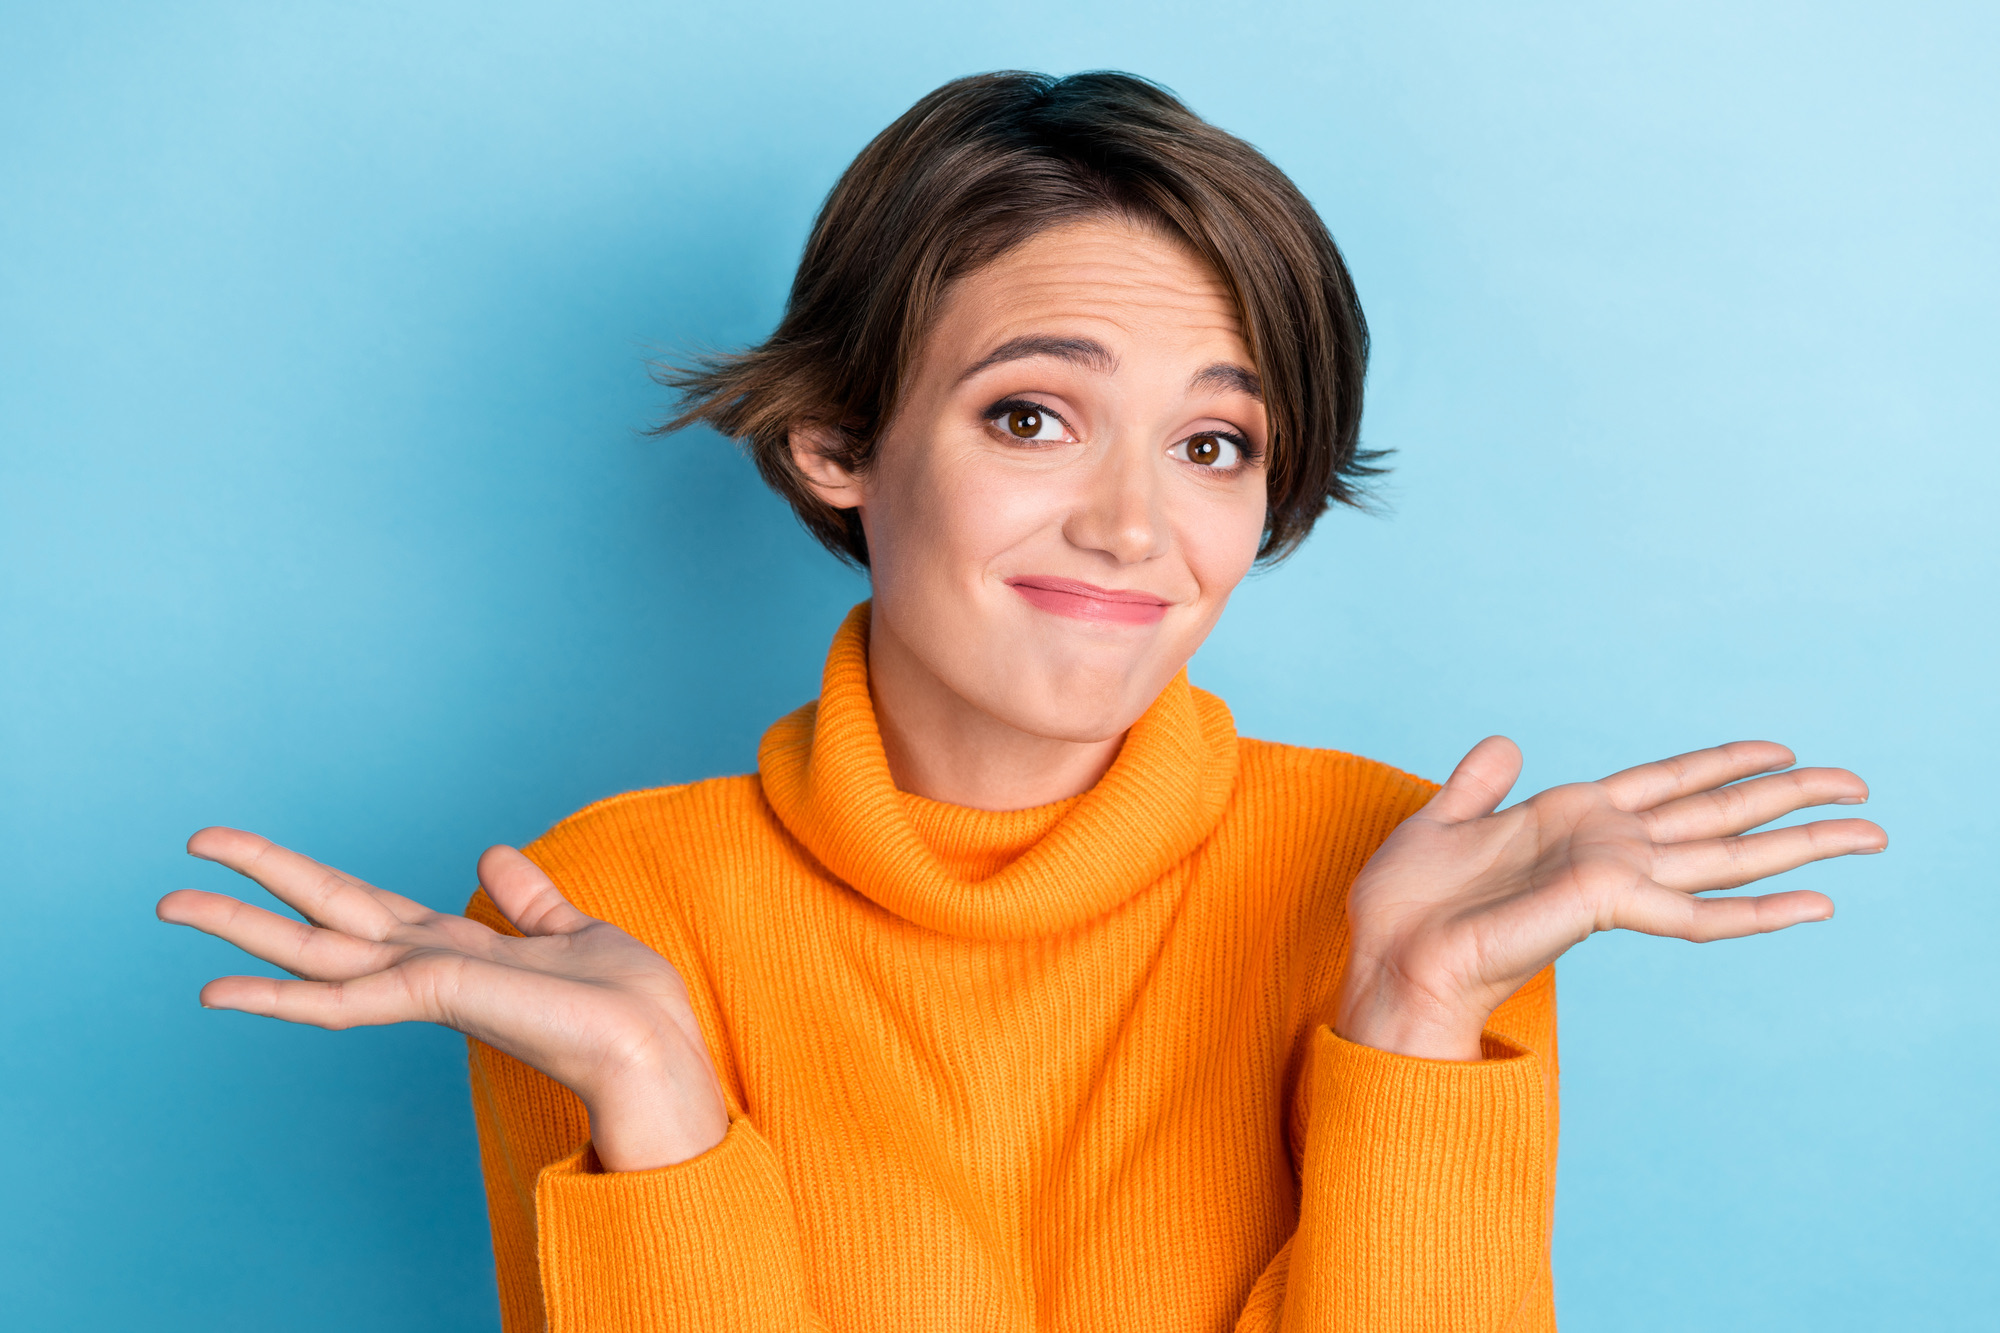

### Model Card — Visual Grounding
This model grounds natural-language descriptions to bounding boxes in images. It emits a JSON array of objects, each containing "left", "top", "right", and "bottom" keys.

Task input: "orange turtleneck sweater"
[{"left": 465, "top": 604, "right": 1559, "bottom": 1331}]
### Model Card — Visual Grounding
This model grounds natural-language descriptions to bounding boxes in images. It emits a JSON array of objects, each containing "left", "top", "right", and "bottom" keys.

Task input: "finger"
[
  {"left": 1597, "top": 741, "right": 1795, "bottom": 812},
  {"left": 478, "top": 846, "right": 594, "bottom": 936},
  {"left": 187, "top": 827, "right": 407, "bottom": 940},
  {"left": 157, "top": 888, "right": 392, "bottom": 981},
  {"left": 1423, "top": 736, "right": 1524, "bottom": 824},
  {"left": 1651, "top": 818, "right": 1887, "bottom": 893},
  {"left": 198, "top": 968, "right": 431, "bottom": 1029},
  {"left": 1613, "top": 882, "right": 1834, "bottom": 943},
  {"left": 188, "top": 826, "right": 441, "bottom": 925},
  {"left": 1642, "top": 767, "right": 1870, "bottom": 843}
]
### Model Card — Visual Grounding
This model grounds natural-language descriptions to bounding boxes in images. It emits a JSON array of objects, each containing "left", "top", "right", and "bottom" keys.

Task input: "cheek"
[
  {"left": 1176, "top": 486, "right": 1266, "bottom": 603},
  {"left": 863, "top": 439, "right": 1064, "bottom": 591},
  {"left": 957, "top": 461, "right": 1076, "bottom": 554}
]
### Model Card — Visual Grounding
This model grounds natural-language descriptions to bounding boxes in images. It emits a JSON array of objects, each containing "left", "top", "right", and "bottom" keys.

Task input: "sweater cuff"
[
  {"left": 1290, "top": 1025, "right": 1552, "bottom": 1330},
  {"left": 534, "top": 1117, "right": 814, "bottom": 1332}
]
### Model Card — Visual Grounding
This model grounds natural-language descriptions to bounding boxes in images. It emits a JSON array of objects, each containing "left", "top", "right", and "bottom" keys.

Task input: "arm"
[
  {"left": 1240, "top": 737, "right": 1878, "bottom": 1330},
  {"left": 461, "top": 875, "right": 828, "bottom": 1333},
  {"left": 156, "top": 829, "right": 827, "bottom": 1332},
  {"left": 468, "top": 1032, "right": 825, "bottom": 1332},
  {"left": 1233, "top": 967, "right": 1558, "bottom": 1333}
]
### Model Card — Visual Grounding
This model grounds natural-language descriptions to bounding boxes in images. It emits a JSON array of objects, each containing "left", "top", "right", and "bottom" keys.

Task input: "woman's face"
[{"left": 796, "top": 215, "right": 1270, "bottom": 744}]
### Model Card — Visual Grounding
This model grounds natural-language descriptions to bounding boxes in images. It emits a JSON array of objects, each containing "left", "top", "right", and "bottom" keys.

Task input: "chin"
[{"left": 999, "top": 661, "right": 1165, "bottom": 744}]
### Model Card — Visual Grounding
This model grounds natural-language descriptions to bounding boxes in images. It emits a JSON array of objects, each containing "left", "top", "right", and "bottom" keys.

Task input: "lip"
[{"left": 1004, "top": 576, "right": 1173, "bottom": 626}]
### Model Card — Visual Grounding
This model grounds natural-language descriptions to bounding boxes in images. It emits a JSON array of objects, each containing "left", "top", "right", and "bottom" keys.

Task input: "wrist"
[
  {"left": 582, "top": 1043, "right": 729, "bottom": 1172},
  {"left": 1334, "top": 955, "right": 1489, "bottom": 1062}
]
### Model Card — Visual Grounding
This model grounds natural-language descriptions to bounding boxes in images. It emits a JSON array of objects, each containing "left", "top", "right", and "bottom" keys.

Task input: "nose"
[{"left": 1061, "top": 436, "right": 1170, "bottom": 565}]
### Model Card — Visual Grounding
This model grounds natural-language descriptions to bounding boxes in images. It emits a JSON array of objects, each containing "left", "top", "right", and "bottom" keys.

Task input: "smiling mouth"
[{"left": 1004, "top": 576, "right": 1172, "bottom": 626}]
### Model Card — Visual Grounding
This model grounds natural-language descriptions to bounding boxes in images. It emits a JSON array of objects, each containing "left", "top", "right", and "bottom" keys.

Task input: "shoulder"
[
  {"left": 1207, "top": 738, "right": 1437, "bottom": 908},
  {"left": 526, "top": 775, "right": 776, "bottom": 901},
  {"left": 466, "top": 774, "right": 769, "bottom": 932},
  {"left": 1220, "top": 743, "right": 1440, "bottom": 1034},
  {"left": 1234, "top": 736, "right": 1438, "bottom": 830},
  {"left": 527, "top": 774, "right": 767, "bottom": 865}
]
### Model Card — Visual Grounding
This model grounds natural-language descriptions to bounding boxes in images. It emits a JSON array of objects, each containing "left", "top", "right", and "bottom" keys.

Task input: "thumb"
[
  {"left": 1424, "top": 735, "right": 1524, "bottom": 824},
  {"left": 478, "top": 846, "right": 593, "bottom": 936}
]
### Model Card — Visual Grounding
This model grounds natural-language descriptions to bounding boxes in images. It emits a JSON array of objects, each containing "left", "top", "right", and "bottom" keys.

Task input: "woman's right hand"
[{"left": 157, "top": 827, "right": 728, "bottom": 1171}]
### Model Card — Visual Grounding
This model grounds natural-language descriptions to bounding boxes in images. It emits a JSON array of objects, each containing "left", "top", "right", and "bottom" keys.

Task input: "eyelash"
[
  {"left": 983, "top": 398, "right": 1072, "bottom": 444},
  {"left": 981, "top": 398, "right": 1262, "bottom": 472},
  {"left": 1174, "top": 428, "right": 1259, "bottom": 473}
]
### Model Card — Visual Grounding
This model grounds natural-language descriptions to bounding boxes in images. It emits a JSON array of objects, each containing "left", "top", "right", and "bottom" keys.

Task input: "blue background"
[{"left": 2, "top": 1, "right": 1993, "bottom": 1327}]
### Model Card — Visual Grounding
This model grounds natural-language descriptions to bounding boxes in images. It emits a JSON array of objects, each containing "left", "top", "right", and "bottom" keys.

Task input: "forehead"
[{"left": 928, "top": 217, "right": 1251, "bottom": 370}]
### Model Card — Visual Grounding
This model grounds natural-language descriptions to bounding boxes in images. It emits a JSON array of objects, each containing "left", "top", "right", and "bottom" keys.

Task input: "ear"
[{"left": 788, "top": 425, "right": 866, "bottom": 510}]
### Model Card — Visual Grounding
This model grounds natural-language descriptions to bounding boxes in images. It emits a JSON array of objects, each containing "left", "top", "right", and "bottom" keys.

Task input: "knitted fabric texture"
[{"left": 466, "top": 602, "right": 1559, "bottom": 1331}]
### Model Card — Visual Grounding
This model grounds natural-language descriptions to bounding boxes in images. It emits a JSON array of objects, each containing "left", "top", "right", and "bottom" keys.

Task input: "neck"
[{"left": 867, "top": 609, "right": 1123, "bottom": 811}]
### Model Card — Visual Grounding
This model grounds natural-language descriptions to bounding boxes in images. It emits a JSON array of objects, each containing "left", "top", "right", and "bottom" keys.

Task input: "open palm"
[
  {"left": 1337, "top": 738, "right": 1886, "bottom": 1060},
  {"left": 157, "top": 828, "right": 727, "bottom": 1168}
]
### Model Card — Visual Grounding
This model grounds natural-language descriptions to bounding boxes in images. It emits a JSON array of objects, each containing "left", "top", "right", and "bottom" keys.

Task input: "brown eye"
[
  {"left": 1006, "top": 408, "right": 1042, "bottom": 438},
  {"left": 1187, "top": 434, "right": 1221, "bottom": 465}
]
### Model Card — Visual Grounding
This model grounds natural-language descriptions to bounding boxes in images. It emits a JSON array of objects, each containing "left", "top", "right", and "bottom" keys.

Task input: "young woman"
[{"left": 157, "top": 72, "right": 1884, "bottom": 1331}]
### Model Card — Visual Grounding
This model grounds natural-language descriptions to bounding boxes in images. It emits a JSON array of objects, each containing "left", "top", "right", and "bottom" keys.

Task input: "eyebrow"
[
  {"left": 957, "top": 335, "right": 1116, "bottom": 382},
  {"left": 1190, "top": 362, "right": 1262, "bottom": 400}
]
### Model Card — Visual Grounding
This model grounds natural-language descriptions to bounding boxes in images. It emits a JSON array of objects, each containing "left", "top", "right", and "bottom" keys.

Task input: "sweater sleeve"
[
  {"left": 1234, "top": 965, "right": 1560, "bottom": 1332},
  {"left": 464, "top": 873, "right": 830, "bottom": 1332}
]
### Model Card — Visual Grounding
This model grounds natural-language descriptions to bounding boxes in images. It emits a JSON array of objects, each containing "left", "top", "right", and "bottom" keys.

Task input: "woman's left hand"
[{"left": 1334, "top": 738, "right": 1886, "bottom": 1061}]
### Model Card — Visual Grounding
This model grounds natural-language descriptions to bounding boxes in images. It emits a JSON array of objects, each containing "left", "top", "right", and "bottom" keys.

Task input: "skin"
[
  {"left": 157, "top": 217, "right": 1887, "bottom": 1171},
  {"left": 791, "top": 216, "right": 1270, "bottom": 809}
]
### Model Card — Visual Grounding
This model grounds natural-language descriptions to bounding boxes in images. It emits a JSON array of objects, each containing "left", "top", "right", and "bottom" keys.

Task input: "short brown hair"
[{"left": 657, "top": 70, "right": 1378, "bottom": 566}]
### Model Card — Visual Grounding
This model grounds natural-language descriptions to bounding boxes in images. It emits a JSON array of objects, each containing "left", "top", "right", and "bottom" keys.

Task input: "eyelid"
[
  {"left": 983, "top": 396, "right": 1077, "bottom": 439},
  {"left": 1182, "top": 425, "right": 1262, "bottom": 464},
  {"left": 984, "top": 395, "right": 1068, "bottom": 423},
  {"left": 980, "top": 398, "right": 1261, "bottom": 462}
]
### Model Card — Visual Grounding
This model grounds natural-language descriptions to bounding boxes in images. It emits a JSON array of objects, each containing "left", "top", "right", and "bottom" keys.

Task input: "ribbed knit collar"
[{"left": 758, "top": 602, "right": 1240, "bottom": 940}]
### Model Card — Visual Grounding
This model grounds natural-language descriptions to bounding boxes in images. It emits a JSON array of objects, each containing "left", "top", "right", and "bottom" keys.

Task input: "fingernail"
[
  {"left": 1836, "top": 796, "right": 1867, "bottom": 805},
  {"left": 1855, "top": 846, "right": 1885, "bottom": 854}
]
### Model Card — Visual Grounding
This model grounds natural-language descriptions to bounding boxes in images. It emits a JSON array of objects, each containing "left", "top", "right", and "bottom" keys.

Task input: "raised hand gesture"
[
  {"left": 1336, "top": 739, "right": 1886, "bottom": 1061},
  {"left": 157, "top": 828, "right": 728, "bottom": 1170}
]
